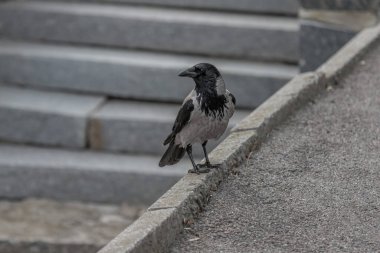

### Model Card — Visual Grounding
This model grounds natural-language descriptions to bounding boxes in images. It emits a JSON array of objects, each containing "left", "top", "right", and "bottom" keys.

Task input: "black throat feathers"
[{"left": 195, "top": 78, "right": 228, "bottom": 119}]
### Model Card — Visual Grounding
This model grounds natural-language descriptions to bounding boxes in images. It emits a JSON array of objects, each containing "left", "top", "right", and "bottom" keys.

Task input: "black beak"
[{"left": 178, "top": 67, "right": 198, "bottom": 78}]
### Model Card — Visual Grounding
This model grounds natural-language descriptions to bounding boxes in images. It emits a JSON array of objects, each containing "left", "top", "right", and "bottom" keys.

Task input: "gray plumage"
[{"left": 159, "top": 63, "right": 235, "bottom": 173}]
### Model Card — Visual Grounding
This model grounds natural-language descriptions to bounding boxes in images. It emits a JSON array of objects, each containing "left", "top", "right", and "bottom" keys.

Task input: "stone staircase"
[{"left": 0, "top": 0, "right": 299, "bottom": 250}]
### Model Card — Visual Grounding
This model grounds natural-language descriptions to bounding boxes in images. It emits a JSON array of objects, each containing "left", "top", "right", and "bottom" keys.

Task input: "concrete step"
[
  {"left": 58, "top": 0, "right": 299, "bottom": 16},
  {"left": 0, "top": 144, "right": 188, "bottom": 205},
  {"left": 0, "top": 198, "right": 145, "bottom": 253},
  {"left": 0, "top": 1, "right": 299, "bottom": 62},
  {"left": 0, "top": 85, "right": 248, "bottom": 156},
  {"left": 89, "top": 100, "right": 250, "bottom": 156},
  {"left": 0, "top": 85, "right": 105, "bottom": 148},
  {"left": 0, "top": 41, "right": 298, "bottom": 109}
]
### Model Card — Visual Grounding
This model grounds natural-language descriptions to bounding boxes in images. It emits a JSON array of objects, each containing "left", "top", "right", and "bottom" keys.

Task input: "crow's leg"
[
  {"left": 197, "top": 141, "right": 220, "bottom": 169},
  {"left": 186, "top": 145, "right": 210, "bottom": 174}
]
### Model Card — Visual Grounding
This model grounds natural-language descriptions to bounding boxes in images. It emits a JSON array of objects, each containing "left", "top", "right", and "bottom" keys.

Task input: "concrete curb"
[
  {"left": 98, "top": 23, "right": 380, "bottom": 253},
  {"left": 318, "top": 22, "right": 380, "bottom": 84}
]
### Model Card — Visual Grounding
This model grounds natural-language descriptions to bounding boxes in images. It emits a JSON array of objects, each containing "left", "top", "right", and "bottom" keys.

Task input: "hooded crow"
[{"left": 159, "top": 63, "right": 236, "bottom": 174}]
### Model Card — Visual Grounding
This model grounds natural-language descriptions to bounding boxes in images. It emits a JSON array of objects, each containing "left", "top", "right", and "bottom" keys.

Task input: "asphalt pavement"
[{"left": 170, "top": 43, "right": 380, "bottom": 253}]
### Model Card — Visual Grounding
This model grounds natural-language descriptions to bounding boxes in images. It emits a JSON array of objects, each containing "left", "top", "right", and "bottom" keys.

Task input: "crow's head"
[
  {"left": 179, "top": 63, "right": 221, "bottom": 81},
  {"left": 179, "top": 63, "right": 226, "bottom": 95}
]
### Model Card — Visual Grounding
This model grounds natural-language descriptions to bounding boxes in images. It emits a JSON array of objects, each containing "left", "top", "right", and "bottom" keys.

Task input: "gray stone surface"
[
  {"left": 89, "top": 100, "right": 249, "bottom": 156},
  {"left": 86, "top": 0, "right": 299, "bottom": 15},
  {"left": 299, "top": 0, "right": 380, "bottom": 73},
  {"left": 100, "top": 24, "right": 380, "bottom": 253},
  {"left": 0, "top": 41, "right": 297, "bottom": 109},
  {"left": 0, "top": 144, "right": 188, "bottom": 205},
  {"left": 100, "top": 129, "right": 262, "bottom": 253},
  {"left": 0, "top": 1, "right": 299, "bottom": 62},
  {"left": 300, "top": 10, "right": 378, "bottom": 31},
  {"left": 300, "top": 0, "right": 380, "bottom": 10},
  {"left": 0, "top": 241, "right": 98, "bottom": 253},
  {"left": 170, "top": 42, "right": 380, "bottom": 253},
  {"left": 0, "top": 85, "right": 104, "bottom": 148},
  {"left": 99, "top": 64, "right": 326, "bottom": 253},
  {"left": 0, "top": 198, "right": 145, "bottom": 253},
  {"left": 233, "top": 72, "right": 326, "bottom": 133},
  {"left": 318, "top": 23, "right": 380, "bottom": 83},
  {"left": 99, "top": 207, "right": 182, "bottom": 253},
  {"left": 300, "top": 20, "right": 356, "bottom": 72}
]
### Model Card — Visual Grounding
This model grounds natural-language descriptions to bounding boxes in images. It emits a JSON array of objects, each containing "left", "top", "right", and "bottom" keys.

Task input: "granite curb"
[
  {"left": 318, "top": 22, "right": 380, "bottom": 83},
  {"left": 98, "top": 23, "right": 380, "bottom": 253}
]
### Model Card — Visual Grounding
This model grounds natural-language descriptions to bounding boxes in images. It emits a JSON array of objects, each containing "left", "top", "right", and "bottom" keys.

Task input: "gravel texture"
[{"left": 170, "top": 43, "right": 380, "bottom": 252}]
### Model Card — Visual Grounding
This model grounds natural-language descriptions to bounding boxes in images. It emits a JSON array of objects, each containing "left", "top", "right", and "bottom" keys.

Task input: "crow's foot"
[
  {"left": 197, "top": 162, "right": 221, "bottom": 169},
  {"left": 188, "top": 167, "right": 210, "bottom": 174}
]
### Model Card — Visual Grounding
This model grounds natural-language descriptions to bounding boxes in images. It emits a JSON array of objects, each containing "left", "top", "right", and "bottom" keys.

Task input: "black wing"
[{"left": 163, "top": 99, "right": 194, "bottom": 145}]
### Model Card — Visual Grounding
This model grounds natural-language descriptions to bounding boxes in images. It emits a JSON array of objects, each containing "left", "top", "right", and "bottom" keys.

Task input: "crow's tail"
[{"left": 159, "top": 141, "right": 185, "bottom": 167}]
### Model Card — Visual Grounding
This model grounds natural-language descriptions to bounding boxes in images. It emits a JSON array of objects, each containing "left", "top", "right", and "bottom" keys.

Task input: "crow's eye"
[{"left": 194, "top": 67, "right": 201, "bottom": 72}]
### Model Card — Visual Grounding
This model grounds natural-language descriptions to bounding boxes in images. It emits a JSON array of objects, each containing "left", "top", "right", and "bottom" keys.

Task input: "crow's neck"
[
  {"left": 194, "top": 78, "right": 227, "bottom": 119},
  {"left": 194, "top": 76, "right": 226, "bottom": 96}
]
